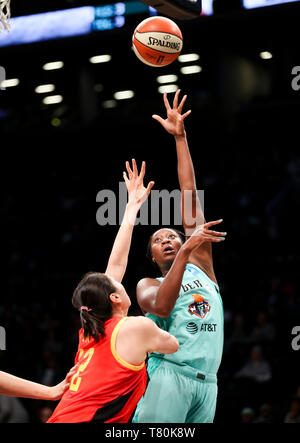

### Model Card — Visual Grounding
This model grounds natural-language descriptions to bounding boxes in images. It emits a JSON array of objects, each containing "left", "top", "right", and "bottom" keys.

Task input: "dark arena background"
[{"left": 0, "top": 0, "right": 299, "bottom": 424}]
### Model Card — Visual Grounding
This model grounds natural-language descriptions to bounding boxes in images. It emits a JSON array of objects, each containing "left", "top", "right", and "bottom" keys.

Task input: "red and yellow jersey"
[{"left": 47, "top": 316, "right": 147, "bottom": 423}]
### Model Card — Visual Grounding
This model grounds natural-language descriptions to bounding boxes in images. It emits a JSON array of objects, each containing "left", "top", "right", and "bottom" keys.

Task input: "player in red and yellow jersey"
[{"left": 47, "top": 160, "right": 179, "bottom": 423}]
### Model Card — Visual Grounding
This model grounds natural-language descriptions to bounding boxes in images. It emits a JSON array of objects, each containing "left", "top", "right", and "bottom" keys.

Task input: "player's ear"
[{"left": 109, "top": 293, "right": 122, "bottom": 304}]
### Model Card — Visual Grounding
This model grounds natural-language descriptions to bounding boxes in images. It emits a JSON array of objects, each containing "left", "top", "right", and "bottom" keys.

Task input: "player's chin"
[
  {"left": 161, "top": 251, "right": 177, "bottom": 264},
  {"left": 164, "top": 248, "right": 179, "bottom": 258}
]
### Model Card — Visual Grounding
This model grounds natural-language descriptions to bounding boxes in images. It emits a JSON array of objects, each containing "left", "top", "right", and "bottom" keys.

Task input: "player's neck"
[
  {"left": 111, "top": 307, "right": 128, "bottom": 318},
  {"left": 160, "top": 260, "right": 173, "bottom": 276}
]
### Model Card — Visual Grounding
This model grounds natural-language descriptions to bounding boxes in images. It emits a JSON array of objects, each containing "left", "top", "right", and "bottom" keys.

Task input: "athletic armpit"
[{"left": 136, "top": 278, "right": 161, "bottom": 315}]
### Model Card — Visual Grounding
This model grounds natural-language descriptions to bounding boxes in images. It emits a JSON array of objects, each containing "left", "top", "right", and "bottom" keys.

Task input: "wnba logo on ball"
[
  {"left": 0, "top": 326, "right": 6, "bottom": 350},
  {"left": 0, "top": 66, "right": 6, "bottom": 90},
  {"left": 96, "top": 183, "right": 204, "bottom": 235}
]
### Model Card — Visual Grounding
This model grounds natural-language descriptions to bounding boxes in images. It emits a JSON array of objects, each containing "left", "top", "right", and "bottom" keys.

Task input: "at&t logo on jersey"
[{"left": 188, "top": 294, "right": 211, "bottom": 319}]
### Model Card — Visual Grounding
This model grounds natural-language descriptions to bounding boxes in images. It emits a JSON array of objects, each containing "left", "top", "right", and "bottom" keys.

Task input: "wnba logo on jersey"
[{"left": 188, "top": 294, "right": 211, "bottom": 319}]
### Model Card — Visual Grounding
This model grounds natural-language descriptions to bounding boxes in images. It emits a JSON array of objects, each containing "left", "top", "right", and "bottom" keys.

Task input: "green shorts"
[{"left": 132, "top": 359, "right": 218, "bottom": 423}]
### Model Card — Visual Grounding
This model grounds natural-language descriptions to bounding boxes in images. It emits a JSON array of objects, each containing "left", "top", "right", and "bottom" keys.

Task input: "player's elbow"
[
  {"left": 139, "top": 298, "right": 172, "bottom": 318},
  {"left": 165, "top": 336, "right": 179, "bottom": 354},
  {"left": 153, "top": 295, "right": 173, "bottom": 318},
  {"left": 153, "top": 306, "right": 172, "bottom": 318},
  {"left": 172, "top": 337, "right": 180, "bottom": 353}
]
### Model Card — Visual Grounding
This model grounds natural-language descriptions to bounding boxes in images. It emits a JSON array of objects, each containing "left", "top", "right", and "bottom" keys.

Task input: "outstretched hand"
[
  {"left": 49, "top": 363, "right": 79, "bottom": 400},
  {"left": 184, "top": 219, "right": 227, "bottom": 252},
  {"left": 123, "top": 159, "right": 155, "bottom": 208},
  {"left": 152, "top": 89, "right": 191, "bottom": 136}
]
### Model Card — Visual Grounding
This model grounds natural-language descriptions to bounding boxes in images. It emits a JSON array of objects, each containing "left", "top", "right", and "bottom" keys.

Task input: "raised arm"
[
  {"left": 153, "top": 90, "right": 203, "bottom": 233},
  {"left": 105, "top": 160, "right": 154, "bottom": 283},
  {"left": 152, "top": 90, "right": 221, "bottom": 278}
]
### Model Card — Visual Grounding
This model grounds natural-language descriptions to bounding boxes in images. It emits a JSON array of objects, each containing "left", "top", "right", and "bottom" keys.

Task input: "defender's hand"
[{"left": 123, "top": 159, "right": 154, "bottom": 207}]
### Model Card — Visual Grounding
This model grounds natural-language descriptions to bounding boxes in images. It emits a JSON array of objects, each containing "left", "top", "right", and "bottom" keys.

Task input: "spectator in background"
[
  {"left": 38, "top": 351, "right": 61, "bottom": 387},
  {"left": 0, "top": 395, "right": 30, "bottom": 423},
  {"left": 223, "top": 313, "right": 250, "bottom": 374},
  {"left": 226, "top": 313, "right": 250, "bottom": 349},
  {"left": 284, "top": 397, "right": 300, "bottom": 423},
  {"left": 0, "top": 365, "right": 77, "bottom": 423},
  {"left": 249, "top": 311, "right": 276, "bottom": 345},
  {"left": 240, "top": 407, "right": 255, "bottom": 424},
  {"left": 37, "top": 404, "right": 54, "bottom": 423},
  {"left": 253, "top": 403, "right": 274, "bottom": 423},
  {"left": 234, "top": 345, "right": 272, "bottom": 383},
  {"left": 43, "top": 329, "right": 64, "bottom": 355}
]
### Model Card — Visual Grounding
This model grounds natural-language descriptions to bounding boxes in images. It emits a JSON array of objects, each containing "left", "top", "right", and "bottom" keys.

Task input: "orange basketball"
[{"left": 132, "top": 16, "right": 183, "bottom": 67}]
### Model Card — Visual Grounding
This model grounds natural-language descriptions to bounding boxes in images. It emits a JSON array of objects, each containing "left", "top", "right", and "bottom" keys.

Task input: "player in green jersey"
[{"left": 133, "top": 90, "right": 226, "bottom": 423}]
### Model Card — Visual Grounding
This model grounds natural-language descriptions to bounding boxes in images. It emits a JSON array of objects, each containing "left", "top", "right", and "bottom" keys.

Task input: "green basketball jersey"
[{"left": 146, "top": 263, "right": 224, "bottom": 376}]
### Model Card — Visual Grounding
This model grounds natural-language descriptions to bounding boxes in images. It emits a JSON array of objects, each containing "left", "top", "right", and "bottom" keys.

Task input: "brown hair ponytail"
[{"left": 72, "top": 272, "right": 116, "bottom": 342}]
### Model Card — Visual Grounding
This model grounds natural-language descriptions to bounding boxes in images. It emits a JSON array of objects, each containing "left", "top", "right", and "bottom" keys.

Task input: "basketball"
[{"left": 132, "top": 16, "right": 183, "bottom": 67}]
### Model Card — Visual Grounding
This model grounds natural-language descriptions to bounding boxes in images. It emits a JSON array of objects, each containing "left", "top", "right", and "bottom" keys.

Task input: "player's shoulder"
[
  {"left": 136, "top": 277, "right": 161, "bottom": 289},
  {"left": 122, "top": 315, "right": 156, "bottom": 333}
]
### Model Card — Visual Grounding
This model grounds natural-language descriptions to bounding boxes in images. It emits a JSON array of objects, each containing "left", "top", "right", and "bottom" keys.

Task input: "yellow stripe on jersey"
[{"left": 111, "top": 317, "right": 145, "bottom": 371}]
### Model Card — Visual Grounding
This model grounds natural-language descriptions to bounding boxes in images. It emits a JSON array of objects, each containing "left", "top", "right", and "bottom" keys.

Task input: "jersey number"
[{"left": 70, "top": 348, "right": 95, "bottom": 392}]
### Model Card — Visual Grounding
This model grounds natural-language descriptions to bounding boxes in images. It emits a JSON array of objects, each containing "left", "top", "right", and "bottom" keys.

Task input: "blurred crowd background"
[{"left": 0, "top": 0, "right": 299, "bottom": 423}]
